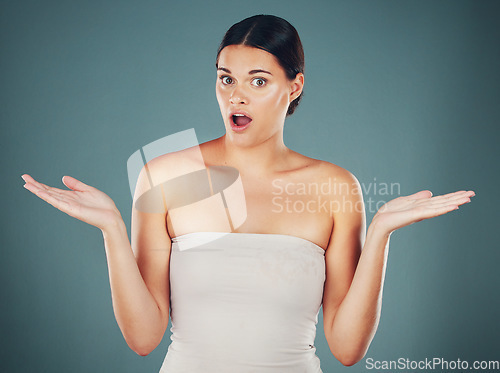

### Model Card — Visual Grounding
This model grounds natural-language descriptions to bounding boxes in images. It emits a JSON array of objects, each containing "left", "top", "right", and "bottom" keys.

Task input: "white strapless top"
[{"left": 159, "top": 232, "right": 326, "bottom": 373}]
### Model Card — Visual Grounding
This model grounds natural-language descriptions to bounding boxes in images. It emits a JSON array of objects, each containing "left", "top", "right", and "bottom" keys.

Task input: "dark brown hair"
[{"left": 216, "top": 14, "right": 305, "bottom": 116}]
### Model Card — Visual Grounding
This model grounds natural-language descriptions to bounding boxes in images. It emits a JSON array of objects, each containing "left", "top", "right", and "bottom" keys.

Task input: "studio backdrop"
[{"left": 2, "top": 0, "right": 499, "bottom": 372}]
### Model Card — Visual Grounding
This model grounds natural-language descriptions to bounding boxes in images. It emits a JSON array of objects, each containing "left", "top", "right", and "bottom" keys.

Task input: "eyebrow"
[{"left": 217, "top": 67, "right": 273, "bottom": 76}]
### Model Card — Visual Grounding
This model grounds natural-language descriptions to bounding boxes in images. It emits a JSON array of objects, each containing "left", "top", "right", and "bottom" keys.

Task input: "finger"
[
  {"left": 412, "top": 203, "right": 460, "bottom": 221},
  {"left": 21, "top": 174, "right": 44, "bottom": 188},
  {"left": 416, "top": 194, "right": 474, "bottom": 216},
  {"left": 430, "top": 190, "right": 475, "bottom": 201},
  {"left": 450, "top": 196, "right": 472, "bottom": 206},
  {"left": 444, "top": 194, "right": 472, "bottom": 204},
  {"left": 427, "top": 204, "right": 461, "bottom": 218},
  {"left": 62, "top": 175, "right": 95, "bottom": 192},
  {"left": 414, "top": 191, "right": 474, "bottom": 207},
  {"left": 23, "top": 181, "right": 52, "bottom": 196},
  {"left": 423, "top": 202, "right": 469, "bottom": 214},
  {"left": 21, "top": 174, "right": 52, "bottom": 192},
  {"left": 415, "top": 199, "right": 470, "bottom": 213},
  {"left": 22, "top": 176, "right": 70, "bottom": 197},
  {"left": 23, "top": 180, "right": 68, "bottom": 196},
  {"left": 426, "top": 193, "right": 473, "bottom": 207},
  {"left": 32, "top": 188, "right": 72, "bottom": 213},
  {"left": 23, "top": 181, "right": 39, "bottom": 195},
  {"left": 24, "top": 183, "right": 73, "bottom": 207},
  {"left": 21, "top": 174, "right": 33, "bottom": 182},
  {"left": 407, "top": 190, "right": 433, "bottom": 200}
]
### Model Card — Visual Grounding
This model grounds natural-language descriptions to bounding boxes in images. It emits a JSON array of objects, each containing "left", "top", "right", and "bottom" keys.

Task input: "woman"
[{"left": 22, "top": 14, "right": 474, "bottom": 372}]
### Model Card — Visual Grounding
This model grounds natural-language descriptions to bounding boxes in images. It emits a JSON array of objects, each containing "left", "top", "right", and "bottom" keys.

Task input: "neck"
[{"left": 220, "top": 133, "right": 290, "bottom": 175}]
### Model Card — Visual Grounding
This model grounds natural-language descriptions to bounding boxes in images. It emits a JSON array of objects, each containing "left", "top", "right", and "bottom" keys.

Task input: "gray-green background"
[{"left": 2, "top": 0, "right": 499, "bottom": 372}]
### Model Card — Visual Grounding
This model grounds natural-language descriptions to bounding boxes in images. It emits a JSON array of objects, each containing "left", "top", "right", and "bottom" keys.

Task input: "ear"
[{"left": 289, "top": 73, "right": 304, "bottom": 102}]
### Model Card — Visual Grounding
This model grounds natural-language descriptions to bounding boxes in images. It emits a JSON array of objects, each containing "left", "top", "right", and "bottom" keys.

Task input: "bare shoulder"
[
  {"left": 293, "top": 155, "right": 366, "bottom": 242},
  {"left": 144, "top": 141, "right": 212, "bottom": 181},
  {"left": 287, "top": 150, "right": 361, "bottom": 194},
  {"left": 320, "top": 160, "right": 361, "bottom": 197},
  {"left": 132, "top": 141, "right": 211, "bottom": 209}
]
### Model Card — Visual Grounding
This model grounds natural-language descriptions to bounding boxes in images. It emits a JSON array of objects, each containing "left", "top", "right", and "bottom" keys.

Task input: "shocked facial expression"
[{"left": 215, "top": 44, "right": 303, "bottom": 146}]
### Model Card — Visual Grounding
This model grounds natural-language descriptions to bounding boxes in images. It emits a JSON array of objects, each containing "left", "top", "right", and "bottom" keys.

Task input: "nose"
[{"left": 229, "top": 86, "right": 247, "bottom": 105}]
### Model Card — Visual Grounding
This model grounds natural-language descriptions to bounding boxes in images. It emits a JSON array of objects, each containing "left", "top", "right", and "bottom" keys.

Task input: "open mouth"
[{"left": 231, "top": 114, "right": 252, "bottom": 127}]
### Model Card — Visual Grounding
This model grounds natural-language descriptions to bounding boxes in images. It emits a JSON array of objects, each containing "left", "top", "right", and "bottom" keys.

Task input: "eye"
[
  {"left": 251, "top": 77, "right": 267, "bottom": 87},
  {"left": 220, "top": 76, "right": 233, "bottom": 85}
]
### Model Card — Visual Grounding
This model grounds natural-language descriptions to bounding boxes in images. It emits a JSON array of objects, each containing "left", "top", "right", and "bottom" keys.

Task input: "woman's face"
[{"left": 216, "top": 44, "right": 303, "bottom": 147}]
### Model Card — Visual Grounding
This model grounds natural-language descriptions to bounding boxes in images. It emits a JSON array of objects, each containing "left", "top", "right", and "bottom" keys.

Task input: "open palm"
[
  {"left": 22, "top": 174, "right": 122, "bottom": 231},
  {"left": 372, "top": 189, "right": 475, "bottom": 235}
]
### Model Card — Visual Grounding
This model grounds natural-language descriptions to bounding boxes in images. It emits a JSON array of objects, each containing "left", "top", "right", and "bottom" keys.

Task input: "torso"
[{"left": 151, "top": 136, "right": 345, "bottom": 251}]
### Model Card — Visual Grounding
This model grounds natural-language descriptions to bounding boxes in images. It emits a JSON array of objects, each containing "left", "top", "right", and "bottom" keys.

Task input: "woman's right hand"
[{"left": 22, "top": 174, "right": 123, "bottom": 231}]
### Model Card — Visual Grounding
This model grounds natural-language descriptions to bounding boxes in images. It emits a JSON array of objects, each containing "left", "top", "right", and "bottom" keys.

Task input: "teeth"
[{"left": 234, "top": 114, "right": 244, "bottom": 116}]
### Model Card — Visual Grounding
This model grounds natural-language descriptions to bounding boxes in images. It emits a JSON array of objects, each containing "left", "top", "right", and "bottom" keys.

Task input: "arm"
[
  {"left": 22, "top": 169, "right": 171, "bottom": 356},
  {"left": 323, "top": 206, "right": 388, "bottom": 366},
  {"left": 103, "top": 203, "right": 170, "bottom": 356},
  {"left": 322, "top": 171, "right": 475, "bottom": 366}
]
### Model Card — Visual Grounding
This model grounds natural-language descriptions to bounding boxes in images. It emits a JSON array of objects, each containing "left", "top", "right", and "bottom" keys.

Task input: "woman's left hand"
[{"left": 371, "top": 189, "right": 475, "bottom": 236}]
